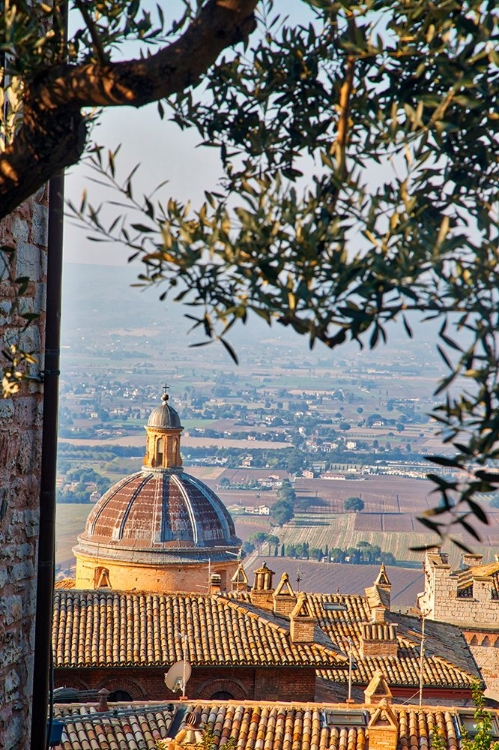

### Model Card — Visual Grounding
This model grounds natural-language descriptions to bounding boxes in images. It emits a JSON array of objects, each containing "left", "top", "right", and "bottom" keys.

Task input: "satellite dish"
[{"left": 165, "top": 660, "right": 192, "bottom": 697}]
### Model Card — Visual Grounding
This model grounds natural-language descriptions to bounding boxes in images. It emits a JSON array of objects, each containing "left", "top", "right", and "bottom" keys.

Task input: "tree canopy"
[
  {"left": 2, "top": 0, "right": 499, "bottom": 542},
  {"left": 344, "top": 496, "right": 365, "bottom": 512}
]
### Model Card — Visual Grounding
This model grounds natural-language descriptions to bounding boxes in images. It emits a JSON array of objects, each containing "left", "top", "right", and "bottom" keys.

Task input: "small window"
[
  {"left": 458, "top": 714, "right": 499, "bottom": 739},
  {"left": 323, "top": 711, "right": 368, "bottom": 728},
  {"left": 94, "top": 567, "right": 111, "bottom": 588}
]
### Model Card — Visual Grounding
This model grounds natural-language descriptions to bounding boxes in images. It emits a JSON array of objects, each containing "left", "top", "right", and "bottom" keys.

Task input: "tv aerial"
[{"left": 164, "top": 659, "right": 191, "bottom": 698}]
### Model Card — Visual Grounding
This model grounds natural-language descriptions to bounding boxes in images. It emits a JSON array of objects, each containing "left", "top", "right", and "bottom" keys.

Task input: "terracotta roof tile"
[
  {"left": 302, "top": 594, "right": 479, "bottom": 690},
  {"left": 55, "top": 701, "right": 481, "bottom": 750},
  {"left": 227, "top": 590, "right": 478, "bottom": 690},
  {"left": 53, "top": 590, "right": 346, "bottom": 669}
]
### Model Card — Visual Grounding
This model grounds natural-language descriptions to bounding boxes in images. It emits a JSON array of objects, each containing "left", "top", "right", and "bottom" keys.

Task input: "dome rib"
[
  {"left": 171, "top": 473, "right": 198, "bottom": 545},
  {"left": 116, "top": 473, "right": 153, "bottom": 541}
]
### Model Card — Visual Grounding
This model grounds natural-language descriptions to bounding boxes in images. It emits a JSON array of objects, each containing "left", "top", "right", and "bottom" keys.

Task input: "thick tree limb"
[{"left": 0, "top": 0, "right": 258, "bottom": 218}]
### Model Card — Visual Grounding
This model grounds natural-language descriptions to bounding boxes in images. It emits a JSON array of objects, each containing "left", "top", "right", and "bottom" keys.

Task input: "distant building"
[
  {"left": 418, "top": 547, "right": 499, "bottom": 701},
  {"left": 73, "top": 392, "right": 241, "bottom": 593}
]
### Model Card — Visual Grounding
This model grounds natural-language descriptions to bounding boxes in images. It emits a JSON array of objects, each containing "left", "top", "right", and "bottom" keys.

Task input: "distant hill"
[{"left": 61, "top": 261, "right": 446, "bottom": 370}]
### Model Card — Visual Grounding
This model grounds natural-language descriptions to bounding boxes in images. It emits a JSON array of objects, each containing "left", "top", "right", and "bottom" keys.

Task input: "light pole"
[
  {"left": 347, "top": 637, "right": 354, "bottom": 704},
  {"left": 408, "top": 611, "right": 427, "bottom": 707},
  {"left": 418, "top": 615, "right": 426, "bottom": 707}
]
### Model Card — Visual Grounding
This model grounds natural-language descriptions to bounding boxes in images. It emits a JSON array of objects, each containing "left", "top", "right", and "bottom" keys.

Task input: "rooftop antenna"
[{"left": 296, "top": 566, "right": 302, "bottom": 592}]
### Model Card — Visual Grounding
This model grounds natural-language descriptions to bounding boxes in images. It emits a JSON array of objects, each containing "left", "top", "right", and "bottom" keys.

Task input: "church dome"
[
  {"left": 73, "top": 388, "right": 241, "bottom": 591},
  {"left": 76, "top": 470, "right": 239, "bottom": 562}
]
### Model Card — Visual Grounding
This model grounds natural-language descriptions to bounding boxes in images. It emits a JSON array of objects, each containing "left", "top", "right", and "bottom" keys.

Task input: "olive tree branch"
[{"left": 0, "top": 0, "right": 259, "bottom": 218}]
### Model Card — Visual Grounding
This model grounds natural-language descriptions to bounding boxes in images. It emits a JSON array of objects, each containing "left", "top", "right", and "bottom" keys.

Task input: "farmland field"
[{"left": 244, "top": 556, "right": 424, "bottom": 608}]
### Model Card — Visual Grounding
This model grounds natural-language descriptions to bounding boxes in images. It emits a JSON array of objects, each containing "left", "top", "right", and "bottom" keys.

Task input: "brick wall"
[
  {"left": 0, "top": 191, "right": 48, "bottom": 750},
  {"left": 54, "top": 665, "right": 318, "bottom": 703}
]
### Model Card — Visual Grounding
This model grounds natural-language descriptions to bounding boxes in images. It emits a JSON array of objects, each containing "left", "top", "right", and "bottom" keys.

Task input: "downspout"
[{"left": 30, "top": 171, "right": 64, "bottom": 750}]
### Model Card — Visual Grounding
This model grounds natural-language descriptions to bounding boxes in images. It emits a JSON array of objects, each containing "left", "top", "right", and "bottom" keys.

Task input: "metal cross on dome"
[{"left": 162, "top": 382, "right": 170, "bottom": 400}]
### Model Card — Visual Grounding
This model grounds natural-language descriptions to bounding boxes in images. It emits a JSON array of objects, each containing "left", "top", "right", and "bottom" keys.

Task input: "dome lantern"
[{"left": 144, "top": 389, "right": 183, "bottom": 470}]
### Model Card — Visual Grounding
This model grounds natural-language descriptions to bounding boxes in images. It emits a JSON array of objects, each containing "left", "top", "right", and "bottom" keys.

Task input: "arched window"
[
  {"left": 211, "top": 690, "right": 234, "bottom": 700},
  {"left": 156, "top": 437, "right": 164, "bottom": 466},
  {"left": 94, "top": 567, "right": 111, "bottom": 589},
  {"left": 108, "top": 689, "right": 133, "bottom": 702}
]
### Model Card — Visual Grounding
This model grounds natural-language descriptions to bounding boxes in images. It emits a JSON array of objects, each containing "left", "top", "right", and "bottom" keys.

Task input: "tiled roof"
[
  {"left": 54, "top": 700, "right": 467, "bottom": 750},
  {"left": 305, "top": 594, "right": 480, "bottom": 689},
  {"left": 55, "top": 703, "right": 174, "bottom": 749},
  {"left": 457, "top": 562, "right": 499, "bottom": 593},
  {"left": 53, "top": 590, "right": 347, "bottom": 669},
  {"left": 228, "top": 590, "right": 479, "bottom": 690},
  {"left": 55, "top": 579, "right": 76, "bottom": 589}
]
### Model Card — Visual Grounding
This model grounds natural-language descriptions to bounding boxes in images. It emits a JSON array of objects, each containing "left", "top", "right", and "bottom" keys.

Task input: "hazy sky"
[{"left": 64, "top": 0, "right": 315, "bottom": 267}]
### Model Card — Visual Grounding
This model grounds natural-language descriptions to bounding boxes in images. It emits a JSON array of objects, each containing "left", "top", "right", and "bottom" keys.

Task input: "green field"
[{"left": 56, "top": 504, "right": 91, "bottom": 565}]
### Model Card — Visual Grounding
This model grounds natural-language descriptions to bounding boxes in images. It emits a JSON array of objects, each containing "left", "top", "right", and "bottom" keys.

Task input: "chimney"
[
  {"left": 289, "top": 593, "right": 315, "bottom": 644},
  {"left": 231, "top": 563, "right": 249, "bottom": 592},
  {"left": 367, "top": 698, "right": 398, "bottom": 750},
  {"left": 360, "top": 623, "right": 398, "bottom": 658},
  {"left": 210, "top": 573, "right": 222, "bottom": 595},
  {"left": 371, "top": 605, "right": 386, "bottom": 624},
  {"left": 461, "top": 553, "right": 483, "bottom": 569},
  {"left": 250, "top": 562, "right": 275, "bottom": 610},
  {"left": 364, "top": 670, "right": 393, "bottom": 706},
  {"left": 97, "top": 688, "right": 109, "bottom": 712},
  {"left": 273, "top": 573, "right": 297, "bottom": 617}
]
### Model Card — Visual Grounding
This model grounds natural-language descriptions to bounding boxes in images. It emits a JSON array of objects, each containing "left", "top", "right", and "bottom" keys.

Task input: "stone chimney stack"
[
  {"left": 250, "top": 562, "right": 275, "bottom": 610},
  {"left": 364, "top": 670, "right": 393, "bottom": 706},
  {"left": 360, "top": 623, "right": 398, "bottom": 658},
  {"left": 367, "top": 696, "right": 398, "bottom": 750},
  {"left": 273, "top": 573, "right": 297, "bottom": 617},
  {"left": 461, "top": 553, "right": 483, "bottom": 569},
  {"left": 289, "top": 593, "right": 315, "bottom": 643}
]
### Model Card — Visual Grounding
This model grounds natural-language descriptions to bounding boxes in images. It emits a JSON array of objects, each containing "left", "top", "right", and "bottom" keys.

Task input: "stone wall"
[
  {"left": 463, "top": 632, "right": 499, "bottom": 703},
  {"left": 0, "top": 191, "right": 48, "bottom": 749}
]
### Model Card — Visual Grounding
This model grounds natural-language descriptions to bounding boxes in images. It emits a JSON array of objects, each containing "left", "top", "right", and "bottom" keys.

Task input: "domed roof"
[
  {"left": 74, "top": 470, "right": 241, "bottom": 564},
  {"left": 147, "top": 392, "right": 181, "bottom": 429},
  {"left": 74, "top": 386, "right": 241, "bottom": 569}
]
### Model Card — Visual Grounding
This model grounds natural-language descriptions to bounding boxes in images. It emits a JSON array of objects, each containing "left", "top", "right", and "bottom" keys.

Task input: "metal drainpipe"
[{"left": 30, "top": 171, "right": 64, "bottom": 750}]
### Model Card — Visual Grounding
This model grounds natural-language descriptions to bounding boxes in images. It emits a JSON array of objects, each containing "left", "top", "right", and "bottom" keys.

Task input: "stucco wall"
[
  {"left": 75, "top": 553, "right": 239, "bottom": 594},
  {"left": 0, "top": 190, "right": 48, "bottom": 749}
]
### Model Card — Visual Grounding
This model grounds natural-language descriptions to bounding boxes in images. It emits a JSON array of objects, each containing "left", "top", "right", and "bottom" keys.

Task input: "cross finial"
[{"left": 162, "top": 382, "right": 169, "bottom": 401}]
